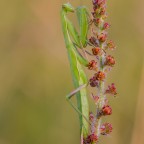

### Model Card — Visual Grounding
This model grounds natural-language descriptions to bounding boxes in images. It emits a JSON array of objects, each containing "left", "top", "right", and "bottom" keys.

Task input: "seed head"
[
  {"left": 94, "top": 71, "right": 105, "bottom": 81},
  {"left": 105, "top": 83, "right": 117, "bottom": 95},
  {"left": 89, "top": 77, "right": 99, "bottom": 87},
  {"left": 100, "top": 123, "right": 113, "bottom": 135},
  {"left": 106, "top": 40, "right": 116, "bottom": 50},
  {"left": 85, "top": 134, "right": 98, "bottom": 143},
  {"left": 87, "top": 60, "right": 97, "bottom": 70},
  {"left": 94, "top": 18, "right": 101, "bottom": 26},
  {"left": 99, "top": 7, "right": 106, "bottom": 15},
  {"left": 105, "top": 55, "right": 115, "bottom": 66},
  {"left": 92, "top": 47, "right": 101, "bottom": 56},
  {"left": 93, "top": 0, "right": 106, "bottom": 7},
  {"left": 98, "top": 33, "right": 107, "bottom": 42},
  {"left": 103, "top": 22, "right": 110, "bottom": 30},
  {"left": 101, "top": 105, "right": 112, "bottom": 116}
]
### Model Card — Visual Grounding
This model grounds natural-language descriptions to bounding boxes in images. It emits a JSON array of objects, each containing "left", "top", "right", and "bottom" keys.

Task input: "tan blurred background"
[{"left": 0, "top": 0, "right": 143, "bottom": 144}]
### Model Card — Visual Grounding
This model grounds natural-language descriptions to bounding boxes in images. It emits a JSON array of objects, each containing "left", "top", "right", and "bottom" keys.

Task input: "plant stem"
[{"left": 95, "top": 52, "right": 106, "bottom": 138}]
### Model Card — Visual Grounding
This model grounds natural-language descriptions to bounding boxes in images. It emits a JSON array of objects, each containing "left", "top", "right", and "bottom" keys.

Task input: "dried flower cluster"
[{"left": 84, "top": 0, "right": 117, "bottom": 143}]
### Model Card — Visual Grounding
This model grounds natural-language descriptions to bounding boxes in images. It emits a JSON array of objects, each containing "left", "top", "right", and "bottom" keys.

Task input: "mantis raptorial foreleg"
[{"left": 61, "top": 3, "right": 90, "bottom": 139}]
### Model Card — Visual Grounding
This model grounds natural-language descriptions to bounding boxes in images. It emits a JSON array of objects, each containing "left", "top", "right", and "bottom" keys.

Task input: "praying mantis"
[{"left": 61, "top": 3, "right": 90, "bottom": 139}]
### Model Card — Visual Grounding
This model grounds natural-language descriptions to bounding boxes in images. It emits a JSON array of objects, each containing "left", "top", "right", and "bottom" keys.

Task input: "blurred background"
[{"left": 0, "top": 0, "right": 143, "bottom": 144}]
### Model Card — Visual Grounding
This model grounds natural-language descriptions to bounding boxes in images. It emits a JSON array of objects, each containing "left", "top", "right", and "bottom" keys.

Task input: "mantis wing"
[{"left": 76, "top": 6, "right": 89, "bottom": 47}]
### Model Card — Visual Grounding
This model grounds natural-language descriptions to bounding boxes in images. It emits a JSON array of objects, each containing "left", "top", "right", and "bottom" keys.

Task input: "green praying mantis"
[{"left": 61, "top": 3, "right": 90, "bottom": 139}]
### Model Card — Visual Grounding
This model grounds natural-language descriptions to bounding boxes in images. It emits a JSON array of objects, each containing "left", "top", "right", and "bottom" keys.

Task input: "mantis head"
[{"left": 62, "top": 3, "right": 74, "bottom": 12}]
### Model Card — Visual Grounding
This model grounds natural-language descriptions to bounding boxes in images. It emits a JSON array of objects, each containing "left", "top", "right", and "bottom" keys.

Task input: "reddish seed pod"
[
  {"left": 107, "top": 40, "right": 116, "bottom": 50},
  {"left": 105, "top": 83, "right": 117, "bottom": 95},
  {"left": 85, "top": 133, "right": 98, "bottom": 143},
  {"left": 89, "top": 77, "right": 99, "bottom": 87},
  {"left": 103, "top": 22, "right": 110, "bottom": 30},
  {"left": 98, "top": 33, "right": 107, "bottom": 42},
  {"left": 101, "top": 105, "right": 112, "bottom": 116},
  {"left": 94, "top": 71, "right": 105, "bottom": 81},
  {"left": 93, "top": 0, "right": 106, "bottom": 6},
  {"left": 94, "top": 18, "right": 101, "bottom": 26},
  {"left": 92, "top": 47, "right": 101, "bottom": 56},
  {"left": 105, "top": 55, "right": 115, "bottom": 66},
  {"left": 100, "top": 123, "right": 113, "bottom": 135},
  {"left": 93, "top": 6, "right": 97, "bottom": 12},
  {"left": 99, "top": 7, "right": 106, "bottom": 15},
  {"left": 87, "top": 60, "right": 97, "bottom": 70},
  {"left": 90, "top": 134, "right": 98, "bottom": 142},
  {"left": 95, "top": 7, "right": 100, "bottom": 15},
  {"left": 92, "top": 0, "right": 97, "bottom": 6}
]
